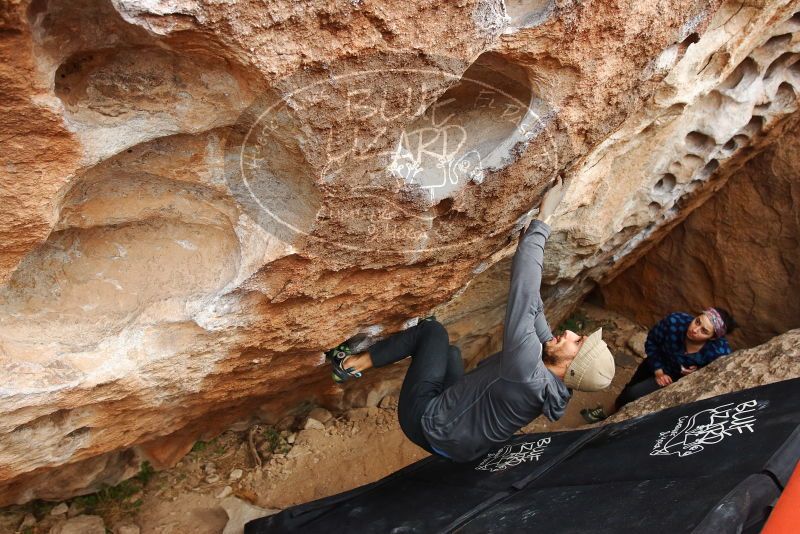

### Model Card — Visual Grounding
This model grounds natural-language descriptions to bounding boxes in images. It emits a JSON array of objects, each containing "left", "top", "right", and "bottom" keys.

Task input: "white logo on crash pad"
[
  {"left": 476, "top": 437, "right": 551, "bottom": 472},
  {"left": 650, "top": 399, "right": 761, "bottom": 457}
]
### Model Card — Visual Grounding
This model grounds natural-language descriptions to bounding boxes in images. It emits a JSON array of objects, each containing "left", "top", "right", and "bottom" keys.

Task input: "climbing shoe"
[
  {"left": 326, "top": 343, "right": 362, "bottom": 384},
  {"left": 325, "top": 342, "right": 352, "bottom": 362},
  {"left": 580, "top": 405, "right": 608, "bottom": 424}
]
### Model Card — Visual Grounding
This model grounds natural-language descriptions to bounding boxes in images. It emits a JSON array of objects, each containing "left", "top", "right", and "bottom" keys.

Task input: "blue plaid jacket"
[{"left": 644, "top": 312, "right": 731, "bottom": 379}]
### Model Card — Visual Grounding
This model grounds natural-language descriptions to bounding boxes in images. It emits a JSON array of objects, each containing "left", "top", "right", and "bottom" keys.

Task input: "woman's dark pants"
[
  {"left": 616, "top": 360, "right": 680, "bottom": 409},
  {"left": 368, "top": 320, "right": 463, "bottom": 454}
]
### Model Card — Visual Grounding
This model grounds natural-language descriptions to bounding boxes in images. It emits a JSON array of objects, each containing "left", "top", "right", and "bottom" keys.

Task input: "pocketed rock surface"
[
  {"left": 601, "top": 118, "right": 800, "bottom": 349},
  {"left": 3, "top": 0, "right": 800, "bottom": 503}
]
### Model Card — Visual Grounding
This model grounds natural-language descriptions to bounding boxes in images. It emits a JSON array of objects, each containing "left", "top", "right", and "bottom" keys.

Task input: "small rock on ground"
[
  {"left": 275, "top": 415, "right": 296, "bottom": 431},
  {"left": 346, "top": 407, "right": 378, "bottom": 421},
  {"left": 66, "top": 501, "right": 84, "bottom": 518},
  {"left": 228, "top": 419, "right": 253, "bottom": 432},
  {"left": 220, "top": 496, "right": 279, "bottom": 534},
  {"left": 115, "top": 524, "right": 141, "bottom": 534},
  {"left": 303, "top": 418, "right": 325, "bottom": 430},
  {"left": 379, "top": 395, "right": 397, "bottom": 409},
  {"left": 19, "top": 514, "right": 37, "bottom": 529},
  {"left": 49, "top": 515, "right": 105, "bottom": 534},
  {"left": 307, "top": 407, "right": 333, "bottom": 424},
  {"left": 49, "top": 503, "right": 68, "bottom": 516},
  {"left": 216, "top": 485, "right": 234, "bottom": 499},
  {"left": 626, "top": 332, "right": 647, "bottom": 359},
  {"left": 366, "top": 389, "right": 383, "bottom": 407}
]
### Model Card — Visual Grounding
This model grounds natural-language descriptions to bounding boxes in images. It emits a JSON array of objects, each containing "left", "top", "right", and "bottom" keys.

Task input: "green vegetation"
[
  {"left": 261, "top": 426, "right": 292, "bottom": 455},
  {"left": 557, "top": 309, "right": 616, "bottom": 335},
  {"left": 558, "top": 310, "right": 588, "bottom": 333},
  {"left": 30, "top": 500, "right": 56, "bottom": 518},
  {"left": 7, "top": 461, "right": 157, "bottom": 528},
  {"left": 263, "top": 427, "right": 281, "bottom": 452},
  {"left": 69, "top": 461, "right": 154, "bottom": 517},
  {"left": 73, "top": 462, "right": 155, "bottom": 515},
  {"left": 136, "top": 461, "right": 155, "bottom": 486},
  {"left": 192, "top": 436, "right": 226, "bottom": 456}
]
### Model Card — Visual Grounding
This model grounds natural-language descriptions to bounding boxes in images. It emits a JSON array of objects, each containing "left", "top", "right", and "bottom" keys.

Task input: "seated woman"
[
  {"left": 581, "top": 308, "right": 737, "bottom": 423},
  {"left": 618, "top": 308, "right": 736, "bottom": 406}
]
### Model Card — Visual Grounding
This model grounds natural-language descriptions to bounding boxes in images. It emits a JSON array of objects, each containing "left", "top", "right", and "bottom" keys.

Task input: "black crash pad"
[{"left": 245, "top": 378, "right": 800, "bottom": 534}]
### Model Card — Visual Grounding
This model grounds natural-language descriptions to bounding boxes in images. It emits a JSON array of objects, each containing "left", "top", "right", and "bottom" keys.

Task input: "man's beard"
[{"left": 542, "top": 340, "right": 558, "bottom": 366}]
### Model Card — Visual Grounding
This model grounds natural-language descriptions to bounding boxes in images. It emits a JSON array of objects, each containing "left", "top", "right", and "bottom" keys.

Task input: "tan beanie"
[{"left": 563, "top": 328, "right": 615, "bottom": 392}]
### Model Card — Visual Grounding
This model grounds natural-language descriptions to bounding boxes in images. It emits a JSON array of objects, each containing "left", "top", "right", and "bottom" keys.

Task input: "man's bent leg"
[
  {"left": 339, "top": 320, "right": 451, "bottom": 453},
  {"left": 341, "top": 320, "right": 441, "bottom": 374},
  {"left": 391, "top": 320, "right": 451, "bottom": 453},
  {"left": 367, "top": 320, "right": 446, "bottom": 368},
  {"left": 443, "top": 345, "right": 464, "bottom": 390}
]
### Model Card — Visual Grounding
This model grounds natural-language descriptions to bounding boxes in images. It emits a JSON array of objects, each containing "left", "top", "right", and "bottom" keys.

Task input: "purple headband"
[{"left": 703, "top": 308, "right": 726, "bottom": 338}]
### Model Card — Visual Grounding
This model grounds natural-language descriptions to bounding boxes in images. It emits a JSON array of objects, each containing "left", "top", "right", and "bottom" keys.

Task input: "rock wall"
[
  {"left": 600, "top": 117, "right": 800, "bottom": 348},
  {"left": 2, "top": 0, "right": 800, "bottom": 504},
  {"left": 539, "top": 1, "right": 800, "bottom": 322}
]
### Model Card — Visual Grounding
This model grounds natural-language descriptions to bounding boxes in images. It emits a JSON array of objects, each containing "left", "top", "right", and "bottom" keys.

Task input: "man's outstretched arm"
[
  {"left": 534, "top": 295, "right": 555, "bottom": 345},
  {"left": 502, "top": 178, "right": 564, "bottom": 365},
  {"left": 502, "top": 220, "right": 551, "bottom": 358}
]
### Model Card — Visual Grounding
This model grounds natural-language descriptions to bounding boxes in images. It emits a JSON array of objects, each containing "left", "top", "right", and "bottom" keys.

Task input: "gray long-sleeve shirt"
[{"left": 421, "top": 220, "right": 571, "bottom": 463}]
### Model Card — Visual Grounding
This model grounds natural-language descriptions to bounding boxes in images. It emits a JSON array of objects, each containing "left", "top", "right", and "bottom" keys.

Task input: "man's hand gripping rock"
[{"left": 538, "top": 176, "right": 565, "bottom": 226}]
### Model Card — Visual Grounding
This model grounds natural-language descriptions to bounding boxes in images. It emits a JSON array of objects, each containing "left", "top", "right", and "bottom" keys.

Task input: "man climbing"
[{"left": 327, "top": 178, "right": 616, "bottom": 462}]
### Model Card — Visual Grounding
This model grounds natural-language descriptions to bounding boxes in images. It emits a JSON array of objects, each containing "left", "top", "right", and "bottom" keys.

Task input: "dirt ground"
[
  {"left": 133, "top": 400, "right": 430, "bottom": 534},
  {"left": 0, "top": 304, "right": 646, "bottom": 534}
]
